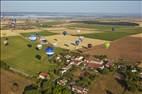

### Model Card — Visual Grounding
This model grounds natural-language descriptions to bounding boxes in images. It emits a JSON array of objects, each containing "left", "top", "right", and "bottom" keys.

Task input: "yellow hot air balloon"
[{"left": 104, "top": 42, "right": 110, "bottom": 49}]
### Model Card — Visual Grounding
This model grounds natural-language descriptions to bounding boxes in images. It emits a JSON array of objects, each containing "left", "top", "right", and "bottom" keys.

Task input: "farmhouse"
[
  {"left": 57, "top": 79, "right": 68, "bottom": 86},
  {"left": 71, "top": 85, "right": 88, "bottom": 94},
  {"left": 38, "top": 72, "right": 49, "bottom": 79},
  {"left": 105, "top": 62, "right": 114, "bottom": 68},
  {"left": 85, "top": 59, "right": 104, "bottom": 69},
  {"left": 87, "top": 63, "right": 104, "bottom": 69}
]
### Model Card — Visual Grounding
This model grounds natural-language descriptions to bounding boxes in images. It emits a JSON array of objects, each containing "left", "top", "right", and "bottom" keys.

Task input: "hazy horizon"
[{"left": 1, "top": 1, "right": 141, "bottom": 16}]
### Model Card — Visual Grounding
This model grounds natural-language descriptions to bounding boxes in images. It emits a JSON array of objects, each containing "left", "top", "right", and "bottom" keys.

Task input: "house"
[
  {"left": 131, "top": 69, "right": 137, "bottom": 73},
  {"left": 74, "top": 56, "right": 84, "bottom": 61},
  {"left": 105, "top": 62, "right": 114, "bottom": 68},
  {"left": 72, "top": 86, "right": 88, "bottom": 94},
  {"left": 139, "top": 72, "right": 142, "bottom": 79},
  {"left": 87, "top": 63, "right": 104, "bottom": 70},
  {"left": 85, "top": 60, "right": 104, "bottom": 69},
  {"left": 64, "top": 55, "right": 71, "bottom": 59},
  {"left": 57, "top": 79, "right": 68, "bottom": 86},
  {"left": 74, "top": 61, "right": 82, "bottom": 66},
  {"left": 38, "top": 72, "right": 49, "bottom": 79}
]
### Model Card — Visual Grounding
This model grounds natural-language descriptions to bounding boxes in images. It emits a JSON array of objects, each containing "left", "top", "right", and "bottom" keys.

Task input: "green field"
[
  {"left": 0, "top": 36, "right": 64, "bottom": 76},
  {"left": 77, "top": 30, "right": 142, "bottom": 41},
  {"left": 67, "top": 23, "right": 140, "bottom": 31},
  {"left": 69, "top": 23, "right": 142, "bottom": 40},
  {"left": 20, "top": 30, "right": 57, "bottom": 37}
]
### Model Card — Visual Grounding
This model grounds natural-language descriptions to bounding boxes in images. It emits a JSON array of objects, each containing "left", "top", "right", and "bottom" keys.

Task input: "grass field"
[
  {"left": 0, "top": 36, "right": 64, "bottom": 76},
  {"left": 66, "top": 23, "right": 142, "bottom": 40},
  {"left": 67, "top": 23, "right": 141, "bottom": 31},
  {"left": 77, "top": 30, "right": 142, "bottom": 41}
]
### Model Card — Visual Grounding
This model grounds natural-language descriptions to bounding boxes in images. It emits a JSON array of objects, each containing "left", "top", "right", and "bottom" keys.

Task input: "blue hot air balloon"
[
  {"left": 28, "top": 35, "right": 37, "bottom": 41},
  {"left": 45, "top": 47, "right": 54, "bottom": 56}
]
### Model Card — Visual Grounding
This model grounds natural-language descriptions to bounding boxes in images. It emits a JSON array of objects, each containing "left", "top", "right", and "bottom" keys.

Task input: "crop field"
[
  {"left": 45, "top": 35, "right": 108, "bottom": 50},
  {"left": 82, "top": 33, "right": 142, "bottom": 61}
]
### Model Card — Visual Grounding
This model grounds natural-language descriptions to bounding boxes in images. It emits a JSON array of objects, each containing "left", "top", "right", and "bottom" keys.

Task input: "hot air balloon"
[
  {"left": 88, "top": 44, "right": 92, "bottom": 48},
  {"left": 75, "top": 40, "right": 80, "bottom": 46},
  {"left": 77, "top": 30, "right": 80, "bottom": 33},
  {"left": 45, "top": 47, "right": 54, "bottom": 56},
  {"left": 63, "top": 31, "right": 68, "bottom": 36},
  {"left": 104, "top": 42, "right": 110, "bottom": 49},
  {"left": 28, "top": 35, "right": 37, "bottom": 41}
]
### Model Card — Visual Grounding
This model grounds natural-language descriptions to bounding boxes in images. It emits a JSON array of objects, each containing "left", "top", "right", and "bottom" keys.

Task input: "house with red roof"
[{"left": 38, "top": 72, "right": 49, "bottom": 79}]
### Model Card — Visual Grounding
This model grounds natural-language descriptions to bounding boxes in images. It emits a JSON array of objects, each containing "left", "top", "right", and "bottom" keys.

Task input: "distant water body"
[{"left": 1, "top": 12, "right": 141, "bottom": 18}]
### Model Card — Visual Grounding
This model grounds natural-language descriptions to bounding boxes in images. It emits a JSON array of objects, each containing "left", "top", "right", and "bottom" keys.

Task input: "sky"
[{"left": 1, "top": 1, "right": 142, "bottom": 15}]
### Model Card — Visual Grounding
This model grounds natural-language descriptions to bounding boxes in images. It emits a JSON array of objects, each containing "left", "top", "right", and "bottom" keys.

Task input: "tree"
[
  {"left": 23, "top": 84, "right": 40, "bottom": 94},
  {"left": 35, "top": 55, "right": 41, "bottom": 60}
]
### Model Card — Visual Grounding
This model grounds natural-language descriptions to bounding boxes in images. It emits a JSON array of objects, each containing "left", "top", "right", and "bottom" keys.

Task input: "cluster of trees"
[
  {"left": 23, "top": 79, "right": 72, "bottom": 94},
  {"left": 0, "top": 60, "right": 10, "bottom": 70},
  {"left": 71, "top": 21, "right": 139, "bottom": 26},
  {"left": 117, "top": 64, "right": 142, "bottom": 92},
  {"left": 94, "top": 54, "right": 107, "bottom": 60}
]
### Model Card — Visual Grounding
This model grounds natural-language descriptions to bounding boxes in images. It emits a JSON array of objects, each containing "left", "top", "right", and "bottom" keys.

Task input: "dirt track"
[{"left": 82, "top": 33, "right": 142, "bottom": 62}]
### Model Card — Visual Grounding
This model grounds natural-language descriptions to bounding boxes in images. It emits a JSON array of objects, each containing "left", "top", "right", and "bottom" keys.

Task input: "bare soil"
[{"left": 82, "top": 34, "right": 142, "bottom": 62}]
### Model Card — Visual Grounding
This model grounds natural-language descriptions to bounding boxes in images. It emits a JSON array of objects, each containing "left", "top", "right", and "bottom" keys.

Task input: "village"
[{"left": 38, "top": 51, "right": 142, "bottom": 94}]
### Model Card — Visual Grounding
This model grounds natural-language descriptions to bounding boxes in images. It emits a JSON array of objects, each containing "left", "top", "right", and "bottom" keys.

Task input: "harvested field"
[
  {"left": 82, "top": 34, "right": 142, "bottom": 62},
  {"left": 130, "top": 33, "right": 142, "bottom": 38},
  {"left": 1, "top": 30, "right": 20, "bottom": 37},
  {"left": 1, "top": 29, "right": 41, "bottom": 37},
  {"left": 11, "top": 29, "right": 41, "bottom": 33},
  {"left": 0, "top": 69, "right": 32, "bottom": 94},
  {"left": 45, "top": 35, "right": 107, "bottom": 50}
]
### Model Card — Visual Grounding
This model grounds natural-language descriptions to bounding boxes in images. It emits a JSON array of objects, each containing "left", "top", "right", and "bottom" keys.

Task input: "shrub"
[{"left": 0, "top": 61, "right": 10, "bottom": 70}]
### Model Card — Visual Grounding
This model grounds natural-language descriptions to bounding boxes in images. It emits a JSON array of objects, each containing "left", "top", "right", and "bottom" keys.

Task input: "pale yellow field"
[
  {"left": 45, "top": 35, "right": 107, "bottom": 50},
  {"left": 1, "top": 30, "right": 20, "bottom": 37},
  {"left": 130, "top": 33, "right": 142, "bottom": 38},
  {"left": 1, "top": 29, "right": 41, "bottom": 37}
]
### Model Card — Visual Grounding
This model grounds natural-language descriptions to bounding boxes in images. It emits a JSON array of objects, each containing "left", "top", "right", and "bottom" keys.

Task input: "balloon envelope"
[
  {"left": 29, "top": 35, "right": 37, "bottom": 41},
  {"left": 104, "top": 42, "right": 110, "bottom": 49},
  {"left": 45, "top": 47, "right": 54, "bottom": 56},
  {"left": 63, "top": 31, "right": 68, "bottom": 36}
]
